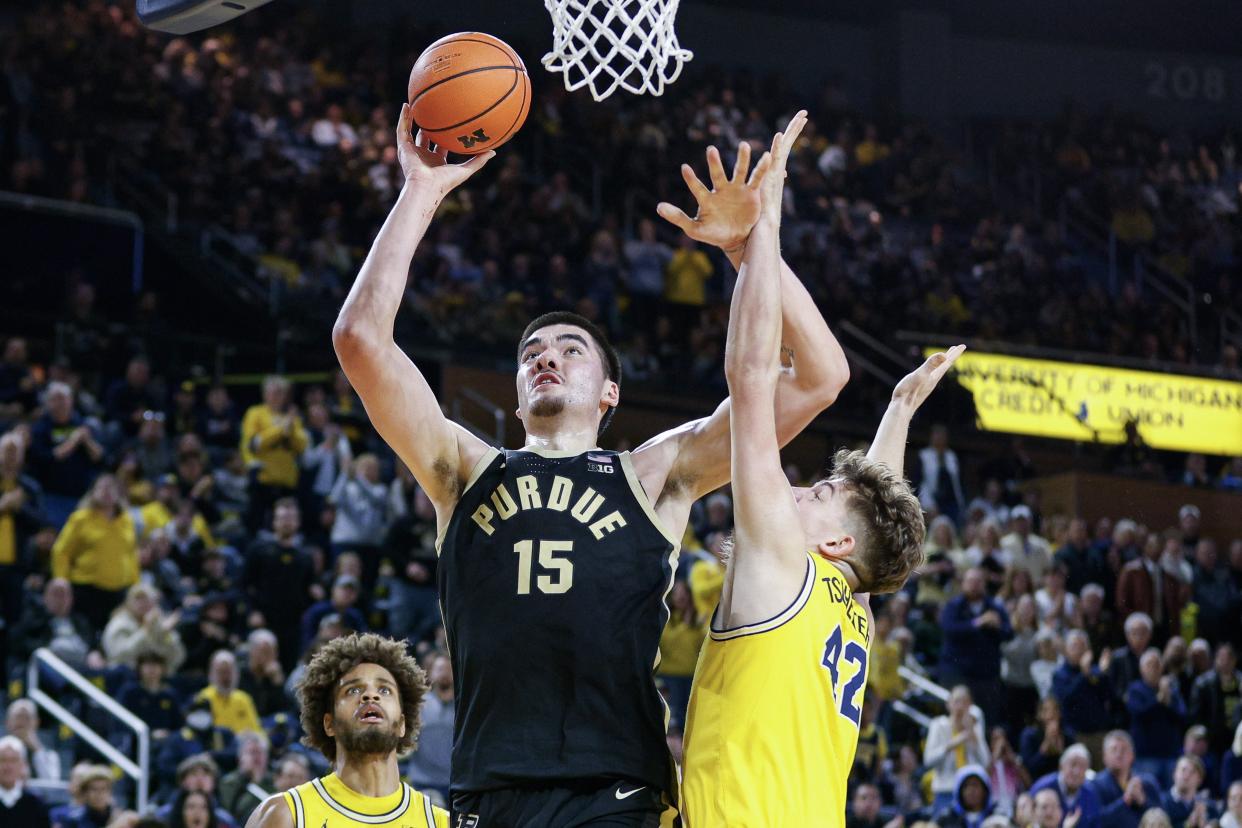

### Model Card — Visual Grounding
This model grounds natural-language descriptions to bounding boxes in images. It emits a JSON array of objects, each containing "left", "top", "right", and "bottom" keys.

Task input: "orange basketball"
[{"left": 408, "top": 32, "right": 531, "bottom": 155}]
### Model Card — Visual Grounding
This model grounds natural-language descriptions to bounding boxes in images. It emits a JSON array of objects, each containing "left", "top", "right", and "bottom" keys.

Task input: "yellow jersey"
[
  {"left": 282, "top": 773, "right": 448, "bottom": 828},
  {"left": 682, "top": 552, "right": 872, "bottom": 828}
]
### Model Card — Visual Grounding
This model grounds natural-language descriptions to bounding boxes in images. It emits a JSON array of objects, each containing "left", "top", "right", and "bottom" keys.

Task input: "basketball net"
[{"left": 542, "top": 0, "right": 693, "bottom": 101}]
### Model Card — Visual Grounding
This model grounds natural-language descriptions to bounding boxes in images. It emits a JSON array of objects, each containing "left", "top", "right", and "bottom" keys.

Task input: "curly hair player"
[
  {"left": 246, "top": 633, "right": 448, "bottom": 828},
  {"left": 332, "top": 103, "right": 848, "bottom": 827},
  {"left": 679, "top": 112, "right": 966, "bottom": 827}
]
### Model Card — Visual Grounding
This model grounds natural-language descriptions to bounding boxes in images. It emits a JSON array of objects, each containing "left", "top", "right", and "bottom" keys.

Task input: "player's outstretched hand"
[
  {"left": 657, "top": 141, "right": 764, "bottom": 253},
  {"left": 758, "top": 110, "right": 807, "bottom": 223},
  {"left": 890, "top": 344, "right": 966, "bottom": 411},
  {"left": 397, "top": 103, "right": 494, "bottom": 196},
  {"left": 657, "top": 109, "right": 809, "bottom": 252}
]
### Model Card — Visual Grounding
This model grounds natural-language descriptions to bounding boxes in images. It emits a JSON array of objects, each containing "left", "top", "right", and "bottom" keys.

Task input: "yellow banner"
[{"left": 932, "top": 349, "right": 1242, "bottom": 455}]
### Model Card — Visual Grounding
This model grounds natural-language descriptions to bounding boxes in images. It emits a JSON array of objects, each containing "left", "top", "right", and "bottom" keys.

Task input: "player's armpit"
[
  {"left": 332, "top": 333, "right": 489, "bottom": 512},
  {"left": 244, "top": 794, "right": 295, "bottom": 828}
]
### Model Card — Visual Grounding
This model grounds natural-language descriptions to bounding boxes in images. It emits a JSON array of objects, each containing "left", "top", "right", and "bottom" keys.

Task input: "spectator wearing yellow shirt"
[
  {"left": 658, "top": 580, "right": 708, "bottom": 729},
  {"left": 137, "top": 474, "right": 217, "bottom": 549},
  {"left": 688, "top": 534, "right": 728, "bottom": 621},
  {"left": 195, "top": 650, "right": 262, "bottom": 736},
  {"left": 240, "top": 375, "right": 308, "bottom": 532},
  {"left": 867, "top": 611, "right": 905, "bottom": 707},
  {"left": 855, "top": 123, "right": 891, "bottom": 167},
  {"left": 664, "top": 236, "right": 714, "bottom": 333},
  {"left": 0, "top": 431, "right": 43, "bottom": 631},
  {"left": 1111, "top": 197, "right": 1156, "bottom": 247},
  {"left": 854, "top": 691, "right": 890, "bottom": 783},
  {"left": 51, "top": 474, "right": 138, "bottom": 630}
]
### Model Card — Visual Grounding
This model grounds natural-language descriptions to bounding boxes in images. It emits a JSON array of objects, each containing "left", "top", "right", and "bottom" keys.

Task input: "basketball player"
[
  {"left": 331, "top": 104, "right": 848, "bottom": 826},
  {"left": 246, "top": 633, "right": 448, "bottom": 827},
  {"left": 680, "top": 113, "right": 965, "bottom": 827}
]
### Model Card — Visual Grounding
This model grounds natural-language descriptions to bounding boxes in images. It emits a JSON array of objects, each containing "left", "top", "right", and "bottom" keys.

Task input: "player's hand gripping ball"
[{"left": 408, "top": 32, "right": 532, "bottom": 155}]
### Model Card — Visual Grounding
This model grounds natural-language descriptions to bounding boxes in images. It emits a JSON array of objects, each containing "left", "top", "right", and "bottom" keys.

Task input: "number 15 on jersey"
[{"left": 513, "top": 539, "right": 574, "bottom": 595}]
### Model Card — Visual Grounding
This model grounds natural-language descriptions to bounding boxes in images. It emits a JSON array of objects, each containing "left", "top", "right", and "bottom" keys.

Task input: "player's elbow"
[
  {"left": 811, "top": 353, "right": 851, "bottom": 407},
  {"left": 332, "top": 317, "right": 384, "bottom": 363},
  {"left": 724, "top": 344, "right": 777, "bottom": 388}
]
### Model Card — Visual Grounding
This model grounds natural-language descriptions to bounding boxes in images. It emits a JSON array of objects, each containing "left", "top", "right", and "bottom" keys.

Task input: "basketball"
[{"left": 407, "top": 32, "right": 531, "bottom": 155}]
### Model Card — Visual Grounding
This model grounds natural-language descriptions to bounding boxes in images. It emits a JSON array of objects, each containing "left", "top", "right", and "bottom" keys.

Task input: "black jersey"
[{"left": 438, "top": 447, "right": 680, "bottom": 796}]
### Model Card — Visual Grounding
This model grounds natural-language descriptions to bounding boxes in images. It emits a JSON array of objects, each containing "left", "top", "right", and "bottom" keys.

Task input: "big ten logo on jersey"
[
  {"left": 586, "top": 453, "right": 615, "bottom": 474},
  {"left": 455, "top": 815, "right": 480, "bottom": 828},
  {"left": 470, "top": 475, "right": 627, "bottom": 541}
]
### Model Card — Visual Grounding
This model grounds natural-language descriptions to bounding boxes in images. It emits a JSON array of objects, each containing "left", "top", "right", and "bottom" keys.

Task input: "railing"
[
  {"left": 896, "top": 665, "right": 988, "bottom": 729},
  {"left": 839, "top": 345, "right": 898, "bottom": 388},
  {"left": 890, "top": 700, "right": 933, "bottom": 729},
  {"left": 0, "top": 190, "right": 145, "bottom": 294},
  {"left": 26, "top": 648, "right": 150, "bottom": 812},
  {"left": 1059, "top": 197, "right": 1199, "bottom": 352},
  {"left": 898, "top": 665, "right": 949, "bottom": 701},
  {"left": 451, "top": 387, "right": 506, "bottom": 445},
  {"left": 109, "top": 156, "right": 177, "bottom": 235}
]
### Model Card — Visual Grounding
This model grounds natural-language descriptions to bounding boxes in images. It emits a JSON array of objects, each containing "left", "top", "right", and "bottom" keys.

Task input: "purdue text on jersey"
[{"left": 438, "top": 447, "right": 681, "bottom": 797}]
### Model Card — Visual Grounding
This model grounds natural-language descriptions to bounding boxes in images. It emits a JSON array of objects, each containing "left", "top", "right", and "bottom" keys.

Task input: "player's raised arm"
[
  {"left": 723, "top": 115, "right": 811, "bottom": 604},
  {"left": 866, "top": 345, "right": 966, "bottom": 476},
  {"left": 647, "top": 115, "right": 849, "bottom": 500},
  {"left": 851, "top": 344, "right": 964, "bottom": 616},
  {"left": 333, "top": 104, "right": 493, "bottom": 513}
]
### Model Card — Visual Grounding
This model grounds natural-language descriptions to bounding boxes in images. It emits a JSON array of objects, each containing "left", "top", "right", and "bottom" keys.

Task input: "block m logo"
[{"left": 457, "top": 128, "right": 490, "bottom": 149}]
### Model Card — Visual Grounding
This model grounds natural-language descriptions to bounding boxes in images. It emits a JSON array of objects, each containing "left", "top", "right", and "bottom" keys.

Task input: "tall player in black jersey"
[{"left": 333, "top": 105, "right": 849, "bottom": 827}]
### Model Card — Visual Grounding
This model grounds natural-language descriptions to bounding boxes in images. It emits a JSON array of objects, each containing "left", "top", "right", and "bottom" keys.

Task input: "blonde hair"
[
  {"left": 115, "top": 582, "right": 159, "bottom": 620},
  {"left": 70, "top": 764, "right": 113, "bottom": 797},
  {"left": 0, "top": 430, "right": 24, "bottom": 464},
  {"left": 827, "top": 450, "right": 926, "bottom": 594},
  {"left": 353, "top": 453, "right": 380, "bottom": 477},
  {"left": 1138, "top": 809, "right": 1173, "bottom": 828}
]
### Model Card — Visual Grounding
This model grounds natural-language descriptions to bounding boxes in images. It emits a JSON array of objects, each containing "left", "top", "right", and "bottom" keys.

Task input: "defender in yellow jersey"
[
  {"left": 681, "top": 111, "right": 964, "bottom": 827},
  {"left": 282, "top": 772, "right": 446, "bottom": 828},
  {"left": 247, "top": 634, "right": 448, "bottom": 828}
]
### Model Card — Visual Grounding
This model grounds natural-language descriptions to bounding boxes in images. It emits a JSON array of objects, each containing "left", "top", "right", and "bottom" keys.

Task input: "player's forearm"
[
  {"left": 334, "top": 184, "right": 439, "bottom": 343},
  {"left": 724, "top": 219, "right": 782, "bottom": 389},
  {"left": 867, "top": 399, "right": 917, "bottom": 477},
  {"left": 727, "top": 250, "right": 849, "bottom": 400}
]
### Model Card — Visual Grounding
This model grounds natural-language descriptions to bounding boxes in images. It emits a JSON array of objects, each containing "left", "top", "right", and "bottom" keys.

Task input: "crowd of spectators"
[
  {"left": 1, "top": 3, "right": 1242, "bottom": 828},
  {"left": 994, "top": 107, "right": 1242, "bottom": 345},
  {"left": 3, "top": 1, "right": 1239, "bottom": 401},
  {"left": 0, "top": 353, "right": 465, "bottom": 826},
  {"left": 0, "top": 339, "right": 1237, "bottom": 828}
]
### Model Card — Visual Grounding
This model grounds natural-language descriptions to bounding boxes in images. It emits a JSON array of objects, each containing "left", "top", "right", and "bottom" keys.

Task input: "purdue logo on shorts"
[
  {"left": 457, "top": 128, "right": 490, "bottom": 148},
  {"left": 455, "top": 815, "right": 480, "bottom": 828}
]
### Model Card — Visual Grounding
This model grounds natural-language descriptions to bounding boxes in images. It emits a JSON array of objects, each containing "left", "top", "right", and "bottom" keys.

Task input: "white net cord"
[{"left": 543, "top": 0, "right": 693, "bottom": 101}]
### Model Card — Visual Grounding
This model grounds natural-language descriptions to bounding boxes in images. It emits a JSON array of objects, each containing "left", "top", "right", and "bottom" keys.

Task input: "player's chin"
[
  {"left": 528, "top": 395, "right": 567, "bottom": 418},
  {"left": 339, "top": 723, "right": 402, "bottom": 754}
]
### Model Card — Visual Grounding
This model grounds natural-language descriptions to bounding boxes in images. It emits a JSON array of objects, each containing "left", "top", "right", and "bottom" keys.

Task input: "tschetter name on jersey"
[
  {"left": 822, "top": 574, "right": 869, "bottom": 640},
  {"left": 470, "top": 474, "right": 628, "bottom": 540}
]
